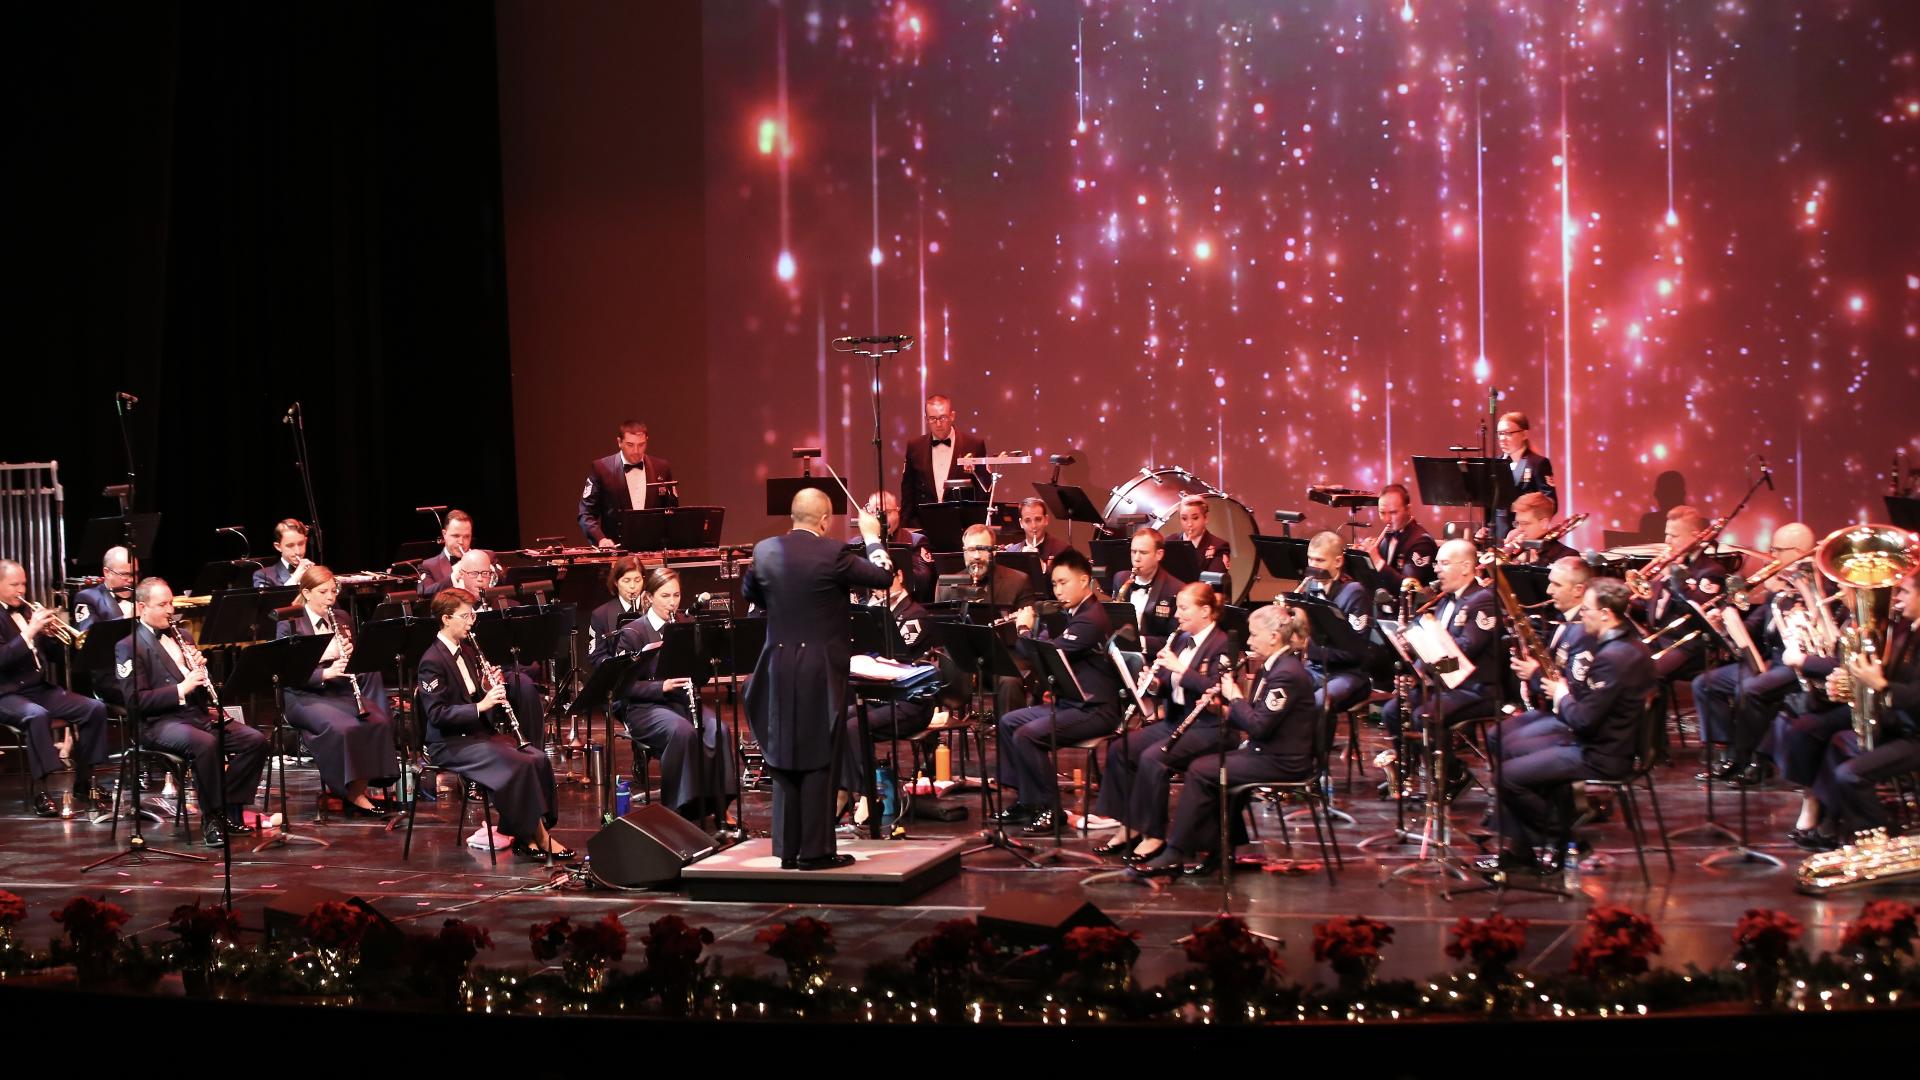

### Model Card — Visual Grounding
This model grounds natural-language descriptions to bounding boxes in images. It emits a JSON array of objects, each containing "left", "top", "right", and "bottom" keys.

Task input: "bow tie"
[
  {"left": 622, "top": 461, "right": 645, "bottom": 472},
  {"left": 5, "top": 604, "right": 26, "bottom": 617},
  {"left": 930, "top": 438, "right": 951, "bottom": 448}
]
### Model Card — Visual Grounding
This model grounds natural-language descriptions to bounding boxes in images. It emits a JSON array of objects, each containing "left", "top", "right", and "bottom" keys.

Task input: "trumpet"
[
  {"left": 1626, "top": 515, "right": 1728, "bottom": 599},
  {"left": 26, "top": 601, "right": 83, "bottom": 647},
  {"left": 477, "top": 653, "right": 532, "bottom": 750}
]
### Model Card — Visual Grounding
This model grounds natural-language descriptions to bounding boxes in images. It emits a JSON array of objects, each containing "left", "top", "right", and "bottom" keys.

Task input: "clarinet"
[
  {"left": 169, "top": 615, "right": 221, "bottom": 713},
  {"left": 475, "top": 649, "right": 532, "bottom": 750},
  {"left": 331, "top": 617, "right": 370, "bottom": 719},
  {"left": 1161, "top": 653, "right": 1243, "bottom": 754}
]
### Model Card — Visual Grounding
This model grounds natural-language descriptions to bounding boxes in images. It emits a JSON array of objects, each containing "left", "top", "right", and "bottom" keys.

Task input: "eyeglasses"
[
  {"left": 963, "top": 545, "right": 995, "bottom": 554},
  {"left": 450, "top": 611, "right": 477, "bottom": 622},
  {"left": 1496, "top": 428, "right": 1523, "bottom": 437}
]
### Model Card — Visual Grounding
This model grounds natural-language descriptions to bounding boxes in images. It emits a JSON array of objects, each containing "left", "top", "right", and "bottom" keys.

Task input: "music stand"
[
  {"left": 1160, "top": 539, "right": 1203, "bottom": 586},
  {"left": 354, "top": 616, "right": 441, "bottom": 771},
  {"left": 1089, "top": 537, "right": 1131, "bottom": 582},
  {"left": 571, "top": 652, "right": 637, "bottom": 821},
  {"left": 1283, "top": 593, "right": 1373, "bottom": 661},
  {"left": 1217, "top": 603, "right": 1252, "bottom": 654},
  {"left": 191, "top": 559, "right": 263, "bottom": 596},
  {"left": 1024, "top": 639, "right": 1103, "bottom": 864},
  {"left": 200, "top": 587, "right": 298, "bottom": 647},
  {"left": 1247, "top": 534, "right": 1309, "bottom": 598},
  {"left": 614, "top": 507, "right": 725, "bottom": 552},
  {"left": 82, "top": 620, "right": 205, "bottom": 875},
  {"left": 934, "top": 621, "right": 1038, "bottom": 867},
  {"left": 1503, "top": 564, "right": 1552, "bottom": 609},
  {"left": 471, "top": 608, "right": 567, "bottom": 672},
  {"left": 1885, "top": 495, "right": 1920, "bottom": 532},
  {"left": 1032, "top": 482, "right": 1106, "bottom": 551},
  {"left": 224, "top": 635, "right": 334, "bottom": 852},
  {"left": 767, "top": 478, "right": 847, "bottom": 517},
  {"left": 915, "top": 502, "right": 980, "bottom": 555},
  {"left": 77, "top": 513, "right": 160, "bottom": 573},
  {"left": 1412, "top": 455, "right": 1511, "bottom": 532},
  {"left": 1102, "top": 602, "right": 1143, "bottom": 652},
  {"left": 996, "top": 550, "right": 1045, "bottom": 595}
]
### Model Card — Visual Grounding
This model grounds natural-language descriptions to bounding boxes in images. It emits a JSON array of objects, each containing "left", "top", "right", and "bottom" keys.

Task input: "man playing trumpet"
[{"left": 0, "top": 560, "right": 111, "bottom": 816}]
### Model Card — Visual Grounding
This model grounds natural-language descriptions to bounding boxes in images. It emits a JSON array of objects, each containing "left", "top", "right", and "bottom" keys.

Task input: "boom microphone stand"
[
  {"left": 831, "top": 333, "right": 914, "bottom": 510},
  {"left": 283, "top": 402, "right": 325, "bottom": 562}
]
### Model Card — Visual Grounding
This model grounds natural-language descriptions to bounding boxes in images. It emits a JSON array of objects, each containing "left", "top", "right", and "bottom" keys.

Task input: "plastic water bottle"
[
  {"left": 876, "top": 766, "right": 898, "bottom": 828},
  {"left": 1563, "top": 839, "right": 1582, "bottom": 889},
  {"left": 614, "top": 776, "right": 631, "bottom": 818}
]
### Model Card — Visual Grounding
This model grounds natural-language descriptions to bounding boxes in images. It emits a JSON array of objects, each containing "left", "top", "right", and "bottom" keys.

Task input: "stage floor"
[{"left": 1, "top": 718, "right": 1913, "bottom": 991}]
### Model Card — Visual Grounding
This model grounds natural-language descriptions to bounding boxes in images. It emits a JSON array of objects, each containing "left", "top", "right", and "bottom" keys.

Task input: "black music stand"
[
  {"left": 615, "top": 507, "right": 725, "bottom": 552},
  {"left": 471, "top": 608, "right": 567, "bottom": 672},
  {"left": 1032, "top": 482, "right": 1106, "bottom": 551},
  {"left": 915, "top": 502, "right": 980, "bottom": 555},
  {"left": 1024, "top": 639, "right": 1103, "bottom": 865},
  {"left": 1885, "top": 495, "right": 1920, "bottom": 532},
  {"left": 191, "top": 559, "right": 263, "bottom": 596},
  {"left": 1089, "top": 537, "right": 1131, "bottom": 583},
  {"left": 570, "top": 650, "right": 638, "bottom": 822},
  {"left": 77, "top": 513, "right": 160, "bottom": 574},
  {"left": 225, "top": 635, "right": 334, "bottom": 853},
  {"left": 1284, "top": 592, "right": 1373, "bottom": 660},
  {"left": 695, "top": 612, "right": 762, "bottom": 816},
  {"left": 1503, "top": 564, "right": 1553, "bottom": 609},
  {"left": 936, "top": 621, "right": 1038, "bottom": 867},
  {"left": 1102, "top": 602, "right": 1143, "bottom": 652},
  {"left": 1160, "top": 539, "right": 1203, "bottom": 587},
  {"left": 200, "top": 587, "right": 298, "bottom": 647},
  {"left": 1217, "top": 603, "right": 1252, "bottom": 654},
  {"left": 767, "top": 478, "right": 847, "bottom": 517},
  {"left": 354, "top": 616, "right": 440, "bottom": 789},
  {"left": 1248, "top": 534, "right": 1309, "bottom": 596},
  {"left": 1413, "top": 455, "right": 1511, "bottom": 533},
  {"left": 995, "top": 550, "right": 1046, "bottom": 595}
]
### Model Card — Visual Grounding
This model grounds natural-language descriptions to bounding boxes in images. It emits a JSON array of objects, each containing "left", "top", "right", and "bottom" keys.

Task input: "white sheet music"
[
  {"left": 1403, "top": 615, "right": 1476, "bottom": 690},
  {"left": 849, "top": 654, "right": 938, "bottom": 682}
]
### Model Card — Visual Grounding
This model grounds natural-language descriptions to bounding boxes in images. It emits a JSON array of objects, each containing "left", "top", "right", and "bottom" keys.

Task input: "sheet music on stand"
[
  {"left": 849, "top": 654, "right": 939, "bottom": 683},
  {"left": 1107, "top": 640, "right": 1152, "bottom": 718},
  {"left": 1401, "top": 615, "right": 1474, "bottom": 690}
]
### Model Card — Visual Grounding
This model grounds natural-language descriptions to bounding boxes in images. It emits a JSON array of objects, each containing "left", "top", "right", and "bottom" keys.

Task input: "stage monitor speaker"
[
  {"left": 587, "top": 802, "right": 718, "bottom": 889},
  {"left": 977, "top": 892, "right": 1114, "bottom": 947},
  {"left": 261, "top": 884, "right": 393, "bottom": 939}
]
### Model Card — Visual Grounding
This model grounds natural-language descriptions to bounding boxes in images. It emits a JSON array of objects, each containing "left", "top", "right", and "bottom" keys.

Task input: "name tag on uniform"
[{"left": 1153, "top": 600, "right": 1171, "bottom": 618}]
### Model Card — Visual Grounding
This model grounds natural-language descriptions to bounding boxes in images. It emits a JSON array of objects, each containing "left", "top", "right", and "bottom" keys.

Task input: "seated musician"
[
  {"left": 1477, "top": 578, "right": 1653, "bottom": 876},
  {"left": 72, "top": 546, "right": 135, "bottom": 632},
  {"left": 1505, "top": 492, "right": 1577, "bottom": 566},
  {"left": 1112, "top": 526, "right": 1185, "bottom": 656},
  {"left": 1090, "top": 581, "right": 1236, "bottom": 860},
  {"left": 418, "top": 509, "right": 475, "bottom": 598},
  {"left": 865, "top": 490, "right": 934, "bottom": 601},
  {"left": 252, "top": 518, "right": 313, "bottom": 588},
  {"left": 1132, "top": 603, "right": 1321, "bottom": 877},
  {"left": 1360, "top": 483, "right": 1438, "bottom": 589},
  {"left": 1769, "top": 667, "right": 1857, "bottom": 851},
  {"left": 992, "top": 548, "right": 1118, "bottom": 833},
  {"left": 1005, "top": 497, "right": 1072, "bottom": 574},
  {"left": 1797, "top": 570, "right": 1920, "bottom": 851},
  {"left": 415, "top": 588, "right": 571, "bottom": 859},
  {"left": 1691, "top": 523, "right": 1818, "bottom": 785},
  {"left": 1488, "top": 556, "right": 1594, "bottom": 760},
  {"left": 275, "top": 565, "right": 399, "bottom": 817},
  {"left": 835, "top": 561, "right": 951, "bottom": 804},
  {"left": 0, "top": 559, "right": 111, "bottom": 816},
  {"left": 1633, "top": 505, "right": 1729, "bottom": 682},
  {"left": 1380, "top": 538, "right": 1504, "bottom": 799},
  {"left": 446, "top": 548, "right": 545, "bottom": 746},
  {"left": 117, "top": 577, "right": 270, "bottom": 847},
  {"left": 603, "top": 567, "right": 739, "bottom": 830},
  {"left": 942, "top": 523, "right": 1037, "bottom": 720},
  {"left": 1174, "top": 496, "right": 1231, "bottom": 582},
  {"left": 588, "top": 555, "right": 649, "bottom": 663},
  {"left": 580, "top": 419, "right": 678, "bottom": 550},
  {"left": 1300, "top": 530, "right": 1374, "bottom": 716}
]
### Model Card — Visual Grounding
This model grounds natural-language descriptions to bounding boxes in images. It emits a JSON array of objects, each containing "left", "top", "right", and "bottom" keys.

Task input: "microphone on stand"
[
  {"left": 115, "top": 391, "right": 140, "bottom": 407},
  {"left": 282, "top": 402, "right": 301, "bottom": 425}
]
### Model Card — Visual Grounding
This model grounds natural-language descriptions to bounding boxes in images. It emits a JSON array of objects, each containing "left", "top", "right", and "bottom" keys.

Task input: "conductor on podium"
[{"left": 743, "top": 488, "right": 895, "bottom": 869}]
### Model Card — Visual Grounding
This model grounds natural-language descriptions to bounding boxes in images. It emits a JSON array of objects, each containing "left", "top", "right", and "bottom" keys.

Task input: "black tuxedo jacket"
[
  {"left": 900, "top": 431, "right": 988, "bottom": 526},
  {"left": 114, "top": 622, "right": 215, "bottom": 722},
  {"left": 1112, "top": 569, "right": 1184, "bottom": 655},
  {"left": 0, "top": 604, "right": 56, "bottom": 695},
  {"left": 71, "top": 583, "right": 132, "bottom": 633},
  {"left": 579, "top": 452, "right": 679, "bottom": 545}
]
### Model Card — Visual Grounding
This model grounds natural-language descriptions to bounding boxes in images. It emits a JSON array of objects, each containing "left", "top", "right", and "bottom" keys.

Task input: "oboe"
[{"left": 477, "top": 652, "right": 532, "bottom": 750}]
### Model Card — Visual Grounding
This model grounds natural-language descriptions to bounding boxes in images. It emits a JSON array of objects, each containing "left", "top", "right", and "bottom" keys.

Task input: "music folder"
[{"left": 1402, "top": 615, "right": 1475, "bottom": 690}]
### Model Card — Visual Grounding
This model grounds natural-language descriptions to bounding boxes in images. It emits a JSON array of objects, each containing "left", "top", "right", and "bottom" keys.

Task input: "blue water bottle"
[
  {"left": 614, "top": 776, "right": 632, "bottom": 818},
  {"left": 876, "top": 765, "right": 898, "bottom": 829}
]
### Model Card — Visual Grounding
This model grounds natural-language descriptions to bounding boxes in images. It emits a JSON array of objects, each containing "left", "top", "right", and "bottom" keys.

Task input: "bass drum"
[{"left": 1101, "top": 466, "right": 1259, "bottom": 603}]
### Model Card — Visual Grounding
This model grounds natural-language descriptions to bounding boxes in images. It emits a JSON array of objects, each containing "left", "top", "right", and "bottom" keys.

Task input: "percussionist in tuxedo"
[
  {"left": 1112, "top": 526, "right": 1185, "bottom": 656},
  {"left": 1299, "top": 530, "right": 1375, "bottom": 716},
  {"left": 275, "top": 565, "right": 399, "bottom": 817},
  {"left": 1133, "top": 604, "right": 1322, "bottom": 877},
  {"left": 1006, "top": 497, "right": 1072, "bottom": 573},
  {"left": 117, "top": 577, "right": 270, "bottom": 847},
  {"left": 415, "top": 587, "right": 571, "bottom": 859},
  {"left": 991, "top": 548, "right": 1119, "bottom": 834},
  {"left": 1090, "top": 581, "right": 1236, "bottom": 858},
  {"left": 742, "top": 488, "right": 894, "bottom": 869},
  {"left": 0, "top": 560, "right": 111, "bottom": 816},
  {"left": 899, "top": 394, "right": 989, "bottom": 527},
  {"left": 252, "top": 519, "right": 313, "bottom": 588},
  {"left": 417, "top": 510, "right": 474, "bottom": 598},
  {"left": 602, "top": 566, "right": 739, "bottom": 830},
  {"left": 580, "top": 419, "right": 678, "bottom": 550},
  {"left": 1360, "top": 484, "right": 1438, "bottom": 588},
  {"left": 1379, "top": 538, "right": 1505, "bottom": 798},
  {"left": 71, "top": 546, "right": 135, "bottom": 632},
  {"left": 1478, "top": 578, "right": 1652, "bottom": 877}
]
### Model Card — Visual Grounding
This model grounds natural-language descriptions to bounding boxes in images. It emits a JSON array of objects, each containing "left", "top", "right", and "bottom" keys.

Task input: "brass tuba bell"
[{"left": 1815, "top": 523, "right": 1919, "bottom": 751}]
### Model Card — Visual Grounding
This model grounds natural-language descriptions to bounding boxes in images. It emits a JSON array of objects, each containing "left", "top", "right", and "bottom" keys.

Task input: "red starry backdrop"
[{"left": 701, "top": 0, "right": 1920, "bottom": 547}]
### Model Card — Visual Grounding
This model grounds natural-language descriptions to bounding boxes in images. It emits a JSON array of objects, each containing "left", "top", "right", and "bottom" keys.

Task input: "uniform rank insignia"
[
  {"left": 116, "top": 659, "right": 133, "bottom": 680},
  {"left": 1453, "top": 609, "right": 1468, "bottom": 628},
  {"left": 1476, "top": 610, "right": 1498, "bottom": 632},
  {"left": 1412, "top": 552, "right": 1432, "bottom": 567},
  {"left": 74, "top": 604, "right": 90, "bottom": 624},
  {"left": 1061, "top": 631, "right": 1078, "bottom": 643},
  {"left": 1571, "top": 656, "right": 1591, "bottom": 683},
  {"left": 582, "top": 481, "right": 594, "bottom": 500},
  {"left": 421, "top": 676, "right": 441, "bottom": 693},
  {"left": 900, "top": 619, "right": 921, "bottom": 645},
  {"left": 1264, "top": 687, "right": 1287, "bottom": 712},
  {"left": 1348, "top": 613, "right": 1370, "bottom": 633}
]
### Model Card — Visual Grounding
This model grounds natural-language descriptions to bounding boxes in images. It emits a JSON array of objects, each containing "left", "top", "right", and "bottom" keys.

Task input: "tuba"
[{"left": 1816, "top": 523, "right": 1919, "bottom": 752}]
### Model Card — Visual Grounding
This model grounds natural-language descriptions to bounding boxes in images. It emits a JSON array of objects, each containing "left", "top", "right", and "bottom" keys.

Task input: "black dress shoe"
[
  {"left": 1472, "top": 851, "right": 1538, "bottom": 876},
  {"left": 1091, "top": 834, "right": 1139, "bottom": 857},
  {"left": 795, "top": 853, "right": 856, "bottom": 871},
  {"left": 1788, "top": 828, "right": 1838, "bottom": 852},
  {"left": 1021, "top": 810, "right": 1058, "bottom": 836},
  {"left": 343, "top": 801, "right": 389, "bottom": 818},
  {"left": 1122, "top": 844, "right": 1167, "bottom": 866},
  {"left": 992, "top": 803, "right": 1037, "bottom": 825},
  {"left": 1726, "top": 764, "right": 1769, "bottom": 788},
  {"left": 1445, "top": 766, "right": 1475, "bottom": 802},
  {"left": 202, "top": 819, "right": 228, "bottom": 848},
  {"left": 32, "top": 792, "right": 59, "bottom": 818},
  {"left": 1129, "top": 851, "right": 1185, "bottom": 878},
  {"left": 221, "top": 813, "right": 255, "bottom": 835},
  {"left": 1180, "top": 854, "right": 1222, "bottom": 877},
  {"left": 780, "top": 858, "right": 798, "bottom": 870},
  {"left": 511, "top": 839, "right": 575, "bottom": 860}
]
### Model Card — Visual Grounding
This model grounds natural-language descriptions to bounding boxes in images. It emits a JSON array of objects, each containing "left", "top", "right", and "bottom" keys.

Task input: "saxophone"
[
  {"left": 477, "top": 653, "right": 532, "bottom": 750},
  {"left": 1796, "top": 829, "right": 1920, "bottom": 894}
]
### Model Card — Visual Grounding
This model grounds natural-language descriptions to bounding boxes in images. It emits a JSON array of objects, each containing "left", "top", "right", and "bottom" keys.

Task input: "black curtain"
[{"left": 3, "top": 2, "right": 517, "bottom": 589}]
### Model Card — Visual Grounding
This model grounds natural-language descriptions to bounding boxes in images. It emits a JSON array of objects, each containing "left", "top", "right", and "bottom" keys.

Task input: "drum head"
[{"left": 1102, "top": 467, "right": 1258, "bottom": 603}]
